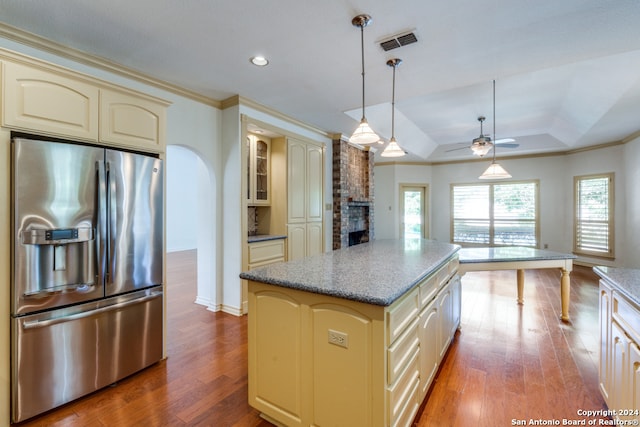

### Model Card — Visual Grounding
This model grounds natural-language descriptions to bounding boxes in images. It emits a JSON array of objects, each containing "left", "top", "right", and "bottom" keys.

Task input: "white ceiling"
[{"left": 2, "top": 0, "right": 640, "bottom": 162}]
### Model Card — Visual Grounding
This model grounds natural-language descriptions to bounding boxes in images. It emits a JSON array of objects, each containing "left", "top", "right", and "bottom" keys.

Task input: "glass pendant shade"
[
  {"left": 381, "top": 137, "right": 405, "bottom": 157},
  {"left": 350, "top": 118, "right": 380, "bottom": 145},
  {"left": 479, "top": 161, "right": 512, "bottom": 179}
]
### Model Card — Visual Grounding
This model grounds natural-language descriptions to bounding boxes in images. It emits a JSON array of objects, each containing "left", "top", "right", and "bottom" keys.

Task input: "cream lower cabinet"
[
  {"left": 247, "top": 239, "right": 285, "bottom": 270},
  {"left": 599, "top": 279, "right": 640, "bottom": 423},
  {"left": 248, "top": 256, "right": 460, "bottom": 427}
]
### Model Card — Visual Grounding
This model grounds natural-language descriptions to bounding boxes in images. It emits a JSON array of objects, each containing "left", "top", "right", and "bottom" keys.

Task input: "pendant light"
[
  {"left": 479, "top": 80, "right": 512, "bottom": 179},
  {"left": 349, "top": 14, "right": 380, "bottom": 145},
  {"left": 381, "top": 58, "right": 406, "bottom": 157}
]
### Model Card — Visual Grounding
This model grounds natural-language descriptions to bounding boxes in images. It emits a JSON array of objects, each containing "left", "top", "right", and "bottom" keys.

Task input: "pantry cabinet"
[{"left": 286, "top": 137, "right": 323, "bottom": 259}]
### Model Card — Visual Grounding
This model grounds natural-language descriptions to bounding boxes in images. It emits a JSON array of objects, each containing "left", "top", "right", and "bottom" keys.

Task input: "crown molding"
[
  {"left": 0, "top": 22, "right": 221, "bottom": 108},
  {"left": 223, "top": 95, "right": 332, "bottom": 140},
  {"left": 376, "top": 138, "right": 631, "bottom": 167}
]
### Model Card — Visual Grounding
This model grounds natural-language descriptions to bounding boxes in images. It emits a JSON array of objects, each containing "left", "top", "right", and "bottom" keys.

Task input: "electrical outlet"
[{"left": 328, "top": 329, "right": 348, "bottom": 349}]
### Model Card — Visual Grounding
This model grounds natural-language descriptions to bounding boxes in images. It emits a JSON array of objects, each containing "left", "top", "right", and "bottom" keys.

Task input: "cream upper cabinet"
[
  {"left": 2, "top": 61, "right": 99, "bottom": 141},
  {"left": 2, "top": 58, "right": 168, "bottom": 153},
  {"left": 99, "top": 89, "right": 167, "bottom": 151},
  {"left": 246, "top": 134, "right": 270, "bottom": 205}
]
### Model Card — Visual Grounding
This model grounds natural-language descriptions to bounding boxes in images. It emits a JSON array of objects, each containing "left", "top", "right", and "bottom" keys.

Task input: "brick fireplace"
[{"left": 332, "top": 138, "right": 375, "bottom": 250}]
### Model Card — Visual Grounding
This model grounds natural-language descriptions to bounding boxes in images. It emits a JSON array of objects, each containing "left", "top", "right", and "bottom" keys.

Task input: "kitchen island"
[{"left": 240, "top": 239, "right": 460, "bottom": 427}]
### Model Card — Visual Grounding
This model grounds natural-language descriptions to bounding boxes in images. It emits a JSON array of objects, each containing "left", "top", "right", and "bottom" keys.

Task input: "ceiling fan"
[{"left": 446, "top": 116, "right": 519, "bottom": 156}]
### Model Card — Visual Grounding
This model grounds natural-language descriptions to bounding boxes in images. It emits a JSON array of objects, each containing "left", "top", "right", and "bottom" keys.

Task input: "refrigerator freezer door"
[
  {"left": 106, "top": 149, "right": 163, "bottom": 296},
  {"left": 11, "top": 288, "right": 163, "bottom": 423},
  {"left": 12, "top": 138, "right": 106, "bottom": 315}
]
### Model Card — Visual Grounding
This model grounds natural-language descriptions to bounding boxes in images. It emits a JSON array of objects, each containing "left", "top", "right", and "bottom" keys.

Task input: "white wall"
[
  {"left": 624, "top": 136, "right": 640, "bottom": 267},
  {"left": 375, "top": 142, "right": 637, "bottom": 267},
  {"left": 166, "top": 146, "right": 198, "bottom": 252}
]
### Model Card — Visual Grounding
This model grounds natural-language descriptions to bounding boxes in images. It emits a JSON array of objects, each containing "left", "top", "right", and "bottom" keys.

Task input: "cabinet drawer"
[
  {"left": 612, "top": 291, "right": 640, "bottom": 344},
  {"left": 387, "top": 352, "right": 419, "bottom": 427},
  {"left": 448, "top": 257, "right": 459, "bottom": 275},
  {"left": 387, "top": 319, "right": 419, "bottom": 385},
  {"left": 436, "top": 263, "right": 450, "bottom": 287},
  {"left": 248, "top": 239, "right": 286, "bottom": 265},
  {"left": 387, "top": 287, "right": 419, "bottom": 345},
  {"left": 419, "top": 274, "right": 438, "bottom": 309}
]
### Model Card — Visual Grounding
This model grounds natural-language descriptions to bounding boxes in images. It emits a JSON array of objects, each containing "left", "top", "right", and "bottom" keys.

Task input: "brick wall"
[{"left": 332, "top": 138, "right": 375, "bottom": 249}]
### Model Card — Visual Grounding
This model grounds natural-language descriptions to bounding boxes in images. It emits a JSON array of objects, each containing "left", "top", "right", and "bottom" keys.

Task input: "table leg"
[
  {"left": 560, "top": 268, "right": 571, "bottom": 322},
  {"left": 517, "top": 269, "right": 525, "bottom": 304}
]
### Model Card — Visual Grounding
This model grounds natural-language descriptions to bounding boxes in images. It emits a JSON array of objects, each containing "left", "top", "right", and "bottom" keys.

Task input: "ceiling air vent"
[{"left": 379, "top": 31, "right": 418, "bottom": 51}]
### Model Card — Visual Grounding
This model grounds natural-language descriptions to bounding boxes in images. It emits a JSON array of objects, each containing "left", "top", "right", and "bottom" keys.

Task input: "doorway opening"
[{"left": 400, "top": 185, "right": 428, "bottom": 239}]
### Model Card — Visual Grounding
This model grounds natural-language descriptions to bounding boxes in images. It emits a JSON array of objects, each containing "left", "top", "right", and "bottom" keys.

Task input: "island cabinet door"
[
  {"left": 418, "top": 301, "right": 439, "bottom": 400},
  {"left": 310, "top": 303, "right": 382, "bottom": 427},
  {"left": 628, "top": 342, "right": 640, "bottom": 423},
  {"left": 248, "top": 287, "right": 305, "bottom": 426},
  {"left": 599, "top": 281, "right": 612, "bottom": 405}
]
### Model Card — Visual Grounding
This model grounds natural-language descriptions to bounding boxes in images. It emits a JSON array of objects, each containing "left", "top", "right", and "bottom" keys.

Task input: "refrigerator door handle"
[
  {"left": 21, "top": 291, "right": 163, "bottom": 330},
  {"left": 106, "top": 160, "right": 116, "bottom": 285},
  {"left": 96, "top": 159, "right": 108, "bottom": 285}
]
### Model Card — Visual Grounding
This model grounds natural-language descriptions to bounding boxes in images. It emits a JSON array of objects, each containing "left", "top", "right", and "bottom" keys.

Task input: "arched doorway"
[{"left": 166, "top": 145, "right": 218, "bottom": 309}]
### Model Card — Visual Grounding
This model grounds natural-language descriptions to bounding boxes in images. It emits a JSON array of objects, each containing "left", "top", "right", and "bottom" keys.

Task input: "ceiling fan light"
[
  {"left": 479, "top": 161, "right": 512, "bottom": 179},
  {"left": 349, "top": 118, "right": 380, "bottom": 145},
  {"left": 471, "top": 137, "right": 493, "bottom": 157},
  {"left": 381, "top": 137, "right": 406, "bottom": 157}
]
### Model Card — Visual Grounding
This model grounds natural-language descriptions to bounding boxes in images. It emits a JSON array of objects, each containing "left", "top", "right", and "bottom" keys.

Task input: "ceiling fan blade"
[
  {"left": 495, "top": 138, "right": 515, "bottom": 144},
  {"left": 445, "top": 145, "right": 471, "bottom": 153},
  {"left": 497, "top": 143, "right": 519, "bottom": 148}
]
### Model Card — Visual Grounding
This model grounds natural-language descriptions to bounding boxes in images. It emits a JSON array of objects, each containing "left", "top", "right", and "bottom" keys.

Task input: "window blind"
[
  {"left": 452, "top": 182, "right": 537, "bottom": 247},
  {"left": 575, "top": 175, "right": 612, "bottom": 256}
]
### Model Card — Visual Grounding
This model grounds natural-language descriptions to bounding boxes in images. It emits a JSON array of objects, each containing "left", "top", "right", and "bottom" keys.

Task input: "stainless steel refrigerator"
[{"left": 10, "top": 137, "right": 164, "bottom": 423}]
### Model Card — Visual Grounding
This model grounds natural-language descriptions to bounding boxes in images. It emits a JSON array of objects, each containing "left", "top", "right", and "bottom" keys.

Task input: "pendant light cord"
[
  {"left": 492, "top": 79, "right": 496, "bottom": 163},
  {"left": 391, "top": 63, "right": 396, "bottom": 139},
  {"left": 360, "top": 24, "right": 366, "bottom": 121}
]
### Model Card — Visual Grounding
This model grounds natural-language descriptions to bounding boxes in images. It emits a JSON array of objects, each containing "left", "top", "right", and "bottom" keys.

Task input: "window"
[
  {"left": 451, "top": 181, "right": 538, "bottom": 247},
  {"left": 574, "top": 173, "right": 614, "bottom": 258}
]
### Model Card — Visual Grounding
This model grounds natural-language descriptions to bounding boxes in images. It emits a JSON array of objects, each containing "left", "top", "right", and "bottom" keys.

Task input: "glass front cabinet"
[{"left": 247, "top": 134, "right": 270, "bottom": 205}]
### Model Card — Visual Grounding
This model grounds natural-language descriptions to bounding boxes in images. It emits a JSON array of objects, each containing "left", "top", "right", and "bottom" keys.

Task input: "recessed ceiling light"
[{"left": 250, "top": 56, "right": 269, "bottom": 66}]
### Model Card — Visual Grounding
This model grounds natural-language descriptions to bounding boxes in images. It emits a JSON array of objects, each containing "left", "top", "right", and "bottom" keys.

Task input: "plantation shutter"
[{"left": 575, "top": 175, "right": 612, "bottom": 256}]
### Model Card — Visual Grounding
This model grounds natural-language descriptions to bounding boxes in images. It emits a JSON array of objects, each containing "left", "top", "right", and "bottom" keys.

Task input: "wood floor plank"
[{"left": 15, "top": 251, "right": 610, "bottom": 426}]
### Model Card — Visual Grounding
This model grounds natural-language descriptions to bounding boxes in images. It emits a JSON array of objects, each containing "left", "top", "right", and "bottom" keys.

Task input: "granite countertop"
[
  {"left": 459, "top": 246, "right": 576, "bottom": 263},
  {"left": 594, "top": 266, "right": 640, "bottom": 306},
  {"left": 240, "top": 239, "right": 460, "bottom": 306},
  {"left": 247, "top": 234, "right": 287, "bottom": 243}
]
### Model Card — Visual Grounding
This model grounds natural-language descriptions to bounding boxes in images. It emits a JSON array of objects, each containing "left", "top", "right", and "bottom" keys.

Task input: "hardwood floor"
[{"left": 16, "top": 250, "right": 609, "bottom": 426}]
